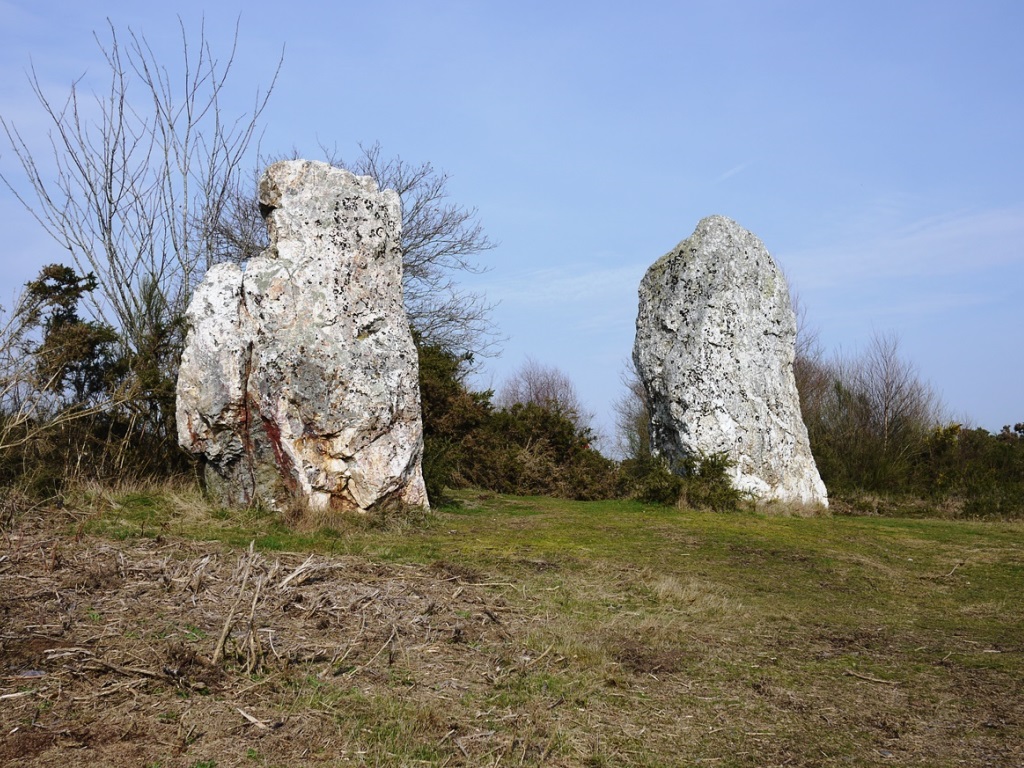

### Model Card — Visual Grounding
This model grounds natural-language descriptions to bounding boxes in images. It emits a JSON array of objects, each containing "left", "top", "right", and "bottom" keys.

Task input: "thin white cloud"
[
  {"left": 480, "top": 264, "right": 645, "bottom": 306},
  {"left": 785, "top": 204, "right": 1024, "bottom": 290},
  {"left": 714, "top": 162, "right": 750, "bottom": 183}
]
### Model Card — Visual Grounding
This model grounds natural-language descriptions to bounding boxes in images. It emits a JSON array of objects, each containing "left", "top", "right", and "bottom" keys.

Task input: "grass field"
[{"left": 1, "top": 485, "right": 1021, "bottom": 766}]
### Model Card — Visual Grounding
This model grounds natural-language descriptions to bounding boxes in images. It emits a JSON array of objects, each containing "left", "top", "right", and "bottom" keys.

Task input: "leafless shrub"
[
  {"left": 496, "top": 357, "right": 594, "bottom": 434},
  {"left": 613, "top": 357, "right": 651, "bottom": 461},
  {"left": 802, "top": 329, "right": 944, "bottom": 492},
  {"left": 854, "top": 331, "right": 942, "bottom": 454}
]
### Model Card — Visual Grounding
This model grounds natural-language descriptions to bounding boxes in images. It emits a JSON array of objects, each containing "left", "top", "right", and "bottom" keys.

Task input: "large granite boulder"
[
  {"left": 633, "top": 215, "right": 828, "bottom": 507},
  {"left": 177, "top": 160, "right": 428, "bottom": 512}
]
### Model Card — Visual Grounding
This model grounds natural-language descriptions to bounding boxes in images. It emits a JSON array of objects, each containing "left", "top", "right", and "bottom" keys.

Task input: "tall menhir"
[
  {"left": 176, "top": 160, "right": 428, "bottom": 513},
  {"left": 633, "top": 215, "right": 828, "bottom": 507}
]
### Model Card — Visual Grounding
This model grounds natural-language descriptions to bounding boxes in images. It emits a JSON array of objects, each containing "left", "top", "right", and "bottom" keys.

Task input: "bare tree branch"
[
  {"left": 612, "top": 357, "right": 651, "bottom": 461},
  {"left": 1, "top": 17, "right": 281, "bottom": 443},
  {"left": 324, "top": 143, "right": 501, "bottom": 360}
]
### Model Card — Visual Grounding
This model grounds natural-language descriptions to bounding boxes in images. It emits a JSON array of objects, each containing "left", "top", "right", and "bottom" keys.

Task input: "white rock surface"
[
  {"left": 633, "top": 215, "right": 828, "bottom": 507},
  {"left": 177, "top": 160, "right": 428, "bottom": 512}
]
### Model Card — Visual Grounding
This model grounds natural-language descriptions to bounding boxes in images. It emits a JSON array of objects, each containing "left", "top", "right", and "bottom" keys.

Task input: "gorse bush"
[
  {"left": 1, "top": 264, "right": 191, "bottom": 503},
  {"left": 674, "top": 452, "right": 750, "bottom": 512},
  {"left": 462, "top": 402, "right": 618, "bottom": 500},
  {"left": 619, "top": 456, "right": 682, "bottom": 505},
  {"left": 619, "top": 452, "right": 749, "bottom": 512},
  {"left": 915, "top": 423, "right": 1024, "bottom": 519},
  {"left": 415, "top": 338, "right": 492, "bottom": 504},
  {"left": 416, "top": 340, "right": 618, "bottom": 503}
]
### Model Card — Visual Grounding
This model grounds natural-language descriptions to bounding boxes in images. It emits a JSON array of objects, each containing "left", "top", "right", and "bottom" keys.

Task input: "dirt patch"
[
  {"left": 611, "top": 638, "right": 688, "bottom": 676},
  {"left": 428, "top": 558, "right": 487, "bottom": 583}
]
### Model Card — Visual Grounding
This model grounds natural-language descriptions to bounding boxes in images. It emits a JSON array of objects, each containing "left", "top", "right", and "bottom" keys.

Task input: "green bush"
[
  {"left": 415, "top": 340, "right": 619, "bottom": 502},
  {"left": 459, "top": 402, "right": 619, "bottom": 500},
  {"left": 675, "top": 451, "right": 750, "bottom": 512},
  {"left": 619, "top": 456, "right": 683, "bottom": 504},
  {"left": 620, "top": 451, "right": 748, "bottom": 511},
  {"left": 815, "top": 421, "right": 1024, "bottom": 519},
  {"left": 415, "top": 339, "right": 491, "bottom": 504}
]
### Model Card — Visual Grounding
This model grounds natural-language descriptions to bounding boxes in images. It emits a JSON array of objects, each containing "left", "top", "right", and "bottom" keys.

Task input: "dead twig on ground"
[
  {"left": 844, "top": 669, "right": 899, "bottom": 685},
  {"left": 344, "top": 625, "right": 398, "bottom": 677},
  {"left": 0, "top": 691, "right": 34, "bottom": 701},
  {"left": 277, "top": 554, "right": 316, "bottom": 590},
  {"left": 237, "top": 707, "right": 272, "bottom": 730},
  {"left": 83, "top": 658, "right": 170, "bottom": 681},
  {"left": 213, "top": 542, "right": 256, "bottom": 665},
  {"left": 244, "top": 572, "right": 266, "bottom": 673}
]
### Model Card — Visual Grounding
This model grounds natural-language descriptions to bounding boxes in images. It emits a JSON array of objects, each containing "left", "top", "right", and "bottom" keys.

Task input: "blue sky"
[{"left": 2, "top": 0, "right": 1022, "bottom": 443}]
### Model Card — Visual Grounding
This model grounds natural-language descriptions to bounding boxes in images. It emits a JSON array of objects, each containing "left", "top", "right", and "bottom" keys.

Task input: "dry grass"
[
  {"left": 0, "top": 517, "right": 533, "bottom": 766},
  {"left": 1, "top": 488, "right": 1022, "bottom": 767}
]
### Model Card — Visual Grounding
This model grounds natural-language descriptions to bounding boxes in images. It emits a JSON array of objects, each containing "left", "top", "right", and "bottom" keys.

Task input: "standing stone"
[
  {"left": 633, "top": 215, "right": 828, "bottom": 507},
  {"left": 177, "top": 160, "right": 428, "bottom": 512}
]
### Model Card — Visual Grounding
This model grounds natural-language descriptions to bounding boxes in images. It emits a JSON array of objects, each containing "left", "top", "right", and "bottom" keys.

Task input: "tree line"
[{"left": 792, "top": 328, "right": 1024, "bottom": 517}]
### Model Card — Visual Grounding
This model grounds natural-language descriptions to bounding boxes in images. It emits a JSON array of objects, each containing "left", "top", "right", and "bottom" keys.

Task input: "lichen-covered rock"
[
  {"left": 176, "top": 160, "right": 428, "bottom": 512},
  {"left": 633, "top": 215, "right": 828, "bottom": 507}
]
